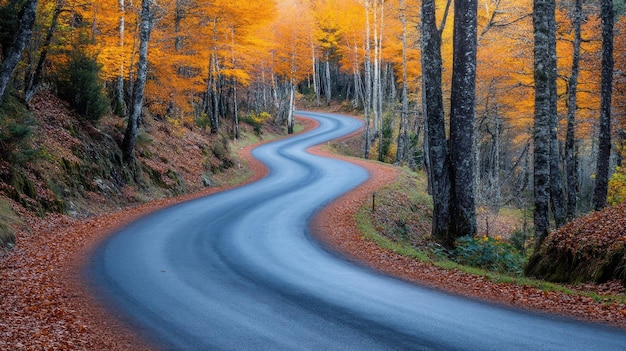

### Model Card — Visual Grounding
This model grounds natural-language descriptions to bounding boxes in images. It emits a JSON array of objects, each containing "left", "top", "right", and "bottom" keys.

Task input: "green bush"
[
  {"left": 452, "top": 235, "right": 526, "bottom": 275},
  {"left": 242, "top": 112, "right": 272, "bottom": 135},
  {"left": 0, "top": 96, "right": 36, "bottom": 165},
  {"left": 56, "top": 51, "right": 109, "bottom": 122}
]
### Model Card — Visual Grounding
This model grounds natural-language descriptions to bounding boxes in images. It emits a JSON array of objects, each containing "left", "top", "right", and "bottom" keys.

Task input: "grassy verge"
[{"left": 354, "top": 168, "right": 626, "bottom": 304}]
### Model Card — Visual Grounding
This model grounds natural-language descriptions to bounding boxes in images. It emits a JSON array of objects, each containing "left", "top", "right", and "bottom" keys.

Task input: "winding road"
[{"left": 89, "top": 111, "right": 626, "bottom": 350}]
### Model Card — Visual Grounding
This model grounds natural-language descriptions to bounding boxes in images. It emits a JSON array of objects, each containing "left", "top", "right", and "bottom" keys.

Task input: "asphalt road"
[{"left": 88, "top": 111, "right": 626, "bottom": 350}]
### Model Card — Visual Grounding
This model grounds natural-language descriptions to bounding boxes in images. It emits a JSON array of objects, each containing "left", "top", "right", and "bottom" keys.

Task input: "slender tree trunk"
[
  {"left": 288, "top": 81, "right": 295, "bottom": 134},
  {"left": 122, "top": 0, "right": 152, "bottom": 163},
  {"left": 0, "top": 0, "right": 38, "bottom": 101},
  {"left": 363, "top": 0, "right": 372, "bottom": 159},
  {"left": 25, "top": 0, "right": 64, "bottom": 102},
  {"left": 312, "top": 41, "right": 320, "bottom": 106},
  {"left": 532, "top": 0, "right": 555, "bottom": 244},
  {"left": 116, "top": 0, "right": 126, "bottom": 116},
  {"left": 593, "top": 0, "right": 614, "bottom": 210},
  {"left": 324, "top": 54, "right": 331, "bottom": 105},
  {"left": 396, "top": 0, "right": 410, "bottom": 164},
  {"left": 565, "top": 0, "right": 582, "bottom": 221},
  {"left": 449, "top": 0, "right": 478, "bottom": 241},
  {"left": 421, "top": 0, "right": 450, "bottom": 243}
]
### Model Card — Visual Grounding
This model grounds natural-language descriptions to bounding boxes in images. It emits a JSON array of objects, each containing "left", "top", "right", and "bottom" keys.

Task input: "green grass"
[{"left": 353, "top": 167, "right": 626, "bottom": 304}]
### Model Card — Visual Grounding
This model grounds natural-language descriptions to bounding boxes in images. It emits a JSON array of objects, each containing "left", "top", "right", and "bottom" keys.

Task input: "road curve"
[{"left": 88, "top": 111, "right": 626, "bottom": 350}]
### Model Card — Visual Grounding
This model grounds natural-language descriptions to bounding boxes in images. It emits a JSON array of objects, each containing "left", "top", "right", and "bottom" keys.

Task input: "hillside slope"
[{"left": 0, "top": 92, "right": 271, "bottom": 247}]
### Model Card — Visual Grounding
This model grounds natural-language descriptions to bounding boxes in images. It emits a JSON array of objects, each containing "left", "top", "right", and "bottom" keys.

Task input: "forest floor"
[{"left": 1, "top": 116, "right": 625, "bottom": 350}]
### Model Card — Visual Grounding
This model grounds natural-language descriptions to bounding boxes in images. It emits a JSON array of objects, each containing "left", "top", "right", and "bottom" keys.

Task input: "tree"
[
  {"left": 449, "top": 0, "right": 478, "bottom": 239},
  {"left": 565, "top": 0, "right": 582, "bottom": 220},
  {"left": 122, "top": 0, "right": 153, "bottom": 163},
  {"left": 0, "top": 0, "right": 38, "bottom": 101},
  {"left": 533, "top": 0, "right": 556, "bottom": 244},
  {"left": 593, "top": 0, "right": 615, "bottom": 210},
  {"left": 421, "top": 0, "right": 450, "bottom": 244}
]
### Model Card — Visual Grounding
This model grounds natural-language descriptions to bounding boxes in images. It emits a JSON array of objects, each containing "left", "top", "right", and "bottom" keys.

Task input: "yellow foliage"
[{"left": 608, "top": 144, "right": 626, "bottom": 205}]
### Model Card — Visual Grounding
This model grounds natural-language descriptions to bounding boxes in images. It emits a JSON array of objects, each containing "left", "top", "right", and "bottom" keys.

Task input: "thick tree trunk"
[
  {"left": 122, "top": 0, "right": 152, "bottom": 163},
  {"left": 0, "top": 0, "right": 38, "bottom": 101},
  {"left": 548, "top": 7, "right": 566, "bottom": 228},
  {"left": 532, "top": 0, "right": 555, "bottom": 244},
  {"left": 565, "top": 0, "right": 582, "bottom": 221},
  {"left": 593, "top": 0, "right": 614, "bottom": 211},
  {"left": 421, "top": 0, "right": 450, "bottom": 244},
  {"left": 449, "top": 0, "right": 477, "bottom": 241}
]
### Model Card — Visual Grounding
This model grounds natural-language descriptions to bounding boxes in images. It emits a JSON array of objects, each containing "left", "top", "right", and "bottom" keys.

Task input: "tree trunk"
[
  {"left": 324, "top": 55, "right": 331, "bottom": 105},
  {"left": 548, "top": 4, "right": 566, "bottom": 228},
  {"left": 288, "top": 81, "right": 295, "bottom": 134},
  {"left": 25, "top": 0, "right": 64, "bottom": 102},
  {"left": 532, "top": 0, "right": 555, "bottom": 244},
  {"left": 593, "top": 0, "right": 614, "bottom": 211},
  {"left": 0, "top": 0, "right": 38, "bottom": 101},
  {"left": 122, "top": 0, "right": 152, "bottom": 163},
  {"left": 421, "top": 0, "right": 450, "bottom": 244},
  {"left": 449, "top": 0, "right": 477, "bottom": 241},
  {"left": 363, "top": 0, "right": 372, "bottom": 159},
  {"left": 565, "top": 0, "right": 582, "bottom": 221},
  {"left": 396, "top": 0, "right": 410, "bottom": 164}
]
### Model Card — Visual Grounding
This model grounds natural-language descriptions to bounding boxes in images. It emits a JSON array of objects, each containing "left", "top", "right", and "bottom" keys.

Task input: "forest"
[{"left": 1, "top": 0, "right": 626, "bottom": 284}]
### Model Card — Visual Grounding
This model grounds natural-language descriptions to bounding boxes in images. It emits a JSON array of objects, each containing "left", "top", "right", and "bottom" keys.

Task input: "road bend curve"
[{"left": 88, "top": 111, "right": 626, "bottom": 351}]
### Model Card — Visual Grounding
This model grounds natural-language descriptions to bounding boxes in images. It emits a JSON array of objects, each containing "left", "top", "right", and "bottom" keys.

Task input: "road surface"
[{"left": 88, "top": 111, "right": 626, "bottom": 350}]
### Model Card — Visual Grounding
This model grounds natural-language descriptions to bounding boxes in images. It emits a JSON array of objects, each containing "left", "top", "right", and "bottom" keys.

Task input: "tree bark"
[
  {"left": 421, "top": 0, "right": 450, "bottom": 244},
  {"left": 122, "top": 0, "right": 152, "bottom": 163},
  {"left": 449, "top": 0, "right": 478, "bottom": 241},
  {"left": 396, "top": 0, "right": 410, "bottom": 164},
  {"left": 0, "top": 0, "right": 38, "bottom": 101},
  {"left": 25, "top": 0, "right": 64, "bottom": 102},
  {"left": 548, "top": 2, "right": 566, "bottom": 228},
  {"left": 593, "top": 0, "right": 614, "bottom": 211},
  {"left": 363, "top": 0, "right": 372, "bottom": 159},
  {"left": 565, "top": 0, "right": 582, "bottom": 221},
  {"left": 532, "top": 0, "right": 555, "bottom": 244}
]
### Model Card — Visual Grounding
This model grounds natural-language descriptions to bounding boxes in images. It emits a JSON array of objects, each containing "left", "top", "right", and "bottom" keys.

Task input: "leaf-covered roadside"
[
  {"left": 309, "top": 146, "right": 626, "bottom": 330},
  {"left": 0, "top": 140, "right": 271, "bottom": 350}
]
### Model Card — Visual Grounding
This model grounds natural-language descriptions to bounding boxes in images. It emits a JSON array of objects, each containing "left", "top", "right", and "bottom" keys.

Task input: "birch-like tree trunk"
[
  {"left": 0, "top": 0, "right": 38, "bottom": 102},
  {"left": 122, "top": 0, "right": 153, "bottom": 163},
  {"left": 532, "top": 0, "right": 555, "bottom": 243},
  {"left": 363, "top": 0, "right": 372, "bottom": 159},
  {"left": 593, "top": 0, "right": 614, "bottom": 211},
  {"left": 565, "top": 0, "right": 582, "bottom": 221},
  {"left": 449, "top": 0, "right": 477, "bottom": 241}
]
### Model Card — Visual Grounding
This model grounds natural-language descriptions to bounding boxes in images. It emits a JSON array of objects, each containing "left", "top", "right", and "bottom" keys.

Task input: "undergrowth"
[{"left": 354, "top": 167, "right": 626, "bottom": 304}]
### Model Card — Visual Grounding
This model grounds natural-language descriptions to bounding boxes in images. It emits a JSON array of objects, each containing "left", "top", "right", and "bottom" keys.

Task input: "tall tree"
[
  {"left": 122, "top": 0, "right": 153, "bottom": 163},
  {"left": 533, "top": 0, "right": 556, "bottom": 243},
  {"left": 593, "top": 0, "right": 615, "bottom": 210},
  {"left": 421, "top": 0, "right": 450, "bottom": 243},
  {"left": 395, "top": 0, "right": 410, "bottom": 164},
  {"left": 449, "top": 0, "right": 478, "bottom": 239},
  {"left": 549, "top": 0, "right": 566, "bottom": 228},
  {"left": 0, "top": 0, "right": 38, "bottom": 101},
  {"left": 565, "top": 0, "right": 582, "bottom": 220}
]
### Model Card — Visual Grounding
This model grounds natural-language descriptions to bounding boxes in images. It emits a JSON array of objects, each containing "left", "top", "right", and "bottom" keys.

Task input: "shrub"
[
  {"left": 56, "top": 51, "right": 109, "bottom": 122},
  {"left": 0, "top": 96, "right": 36, "bottom": 165},
  {"left": 452, "top": 235, "right": 526, "bottom": 275},
  {"left": 242, "top": 111, "right": 272, "bottom": 135}
]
